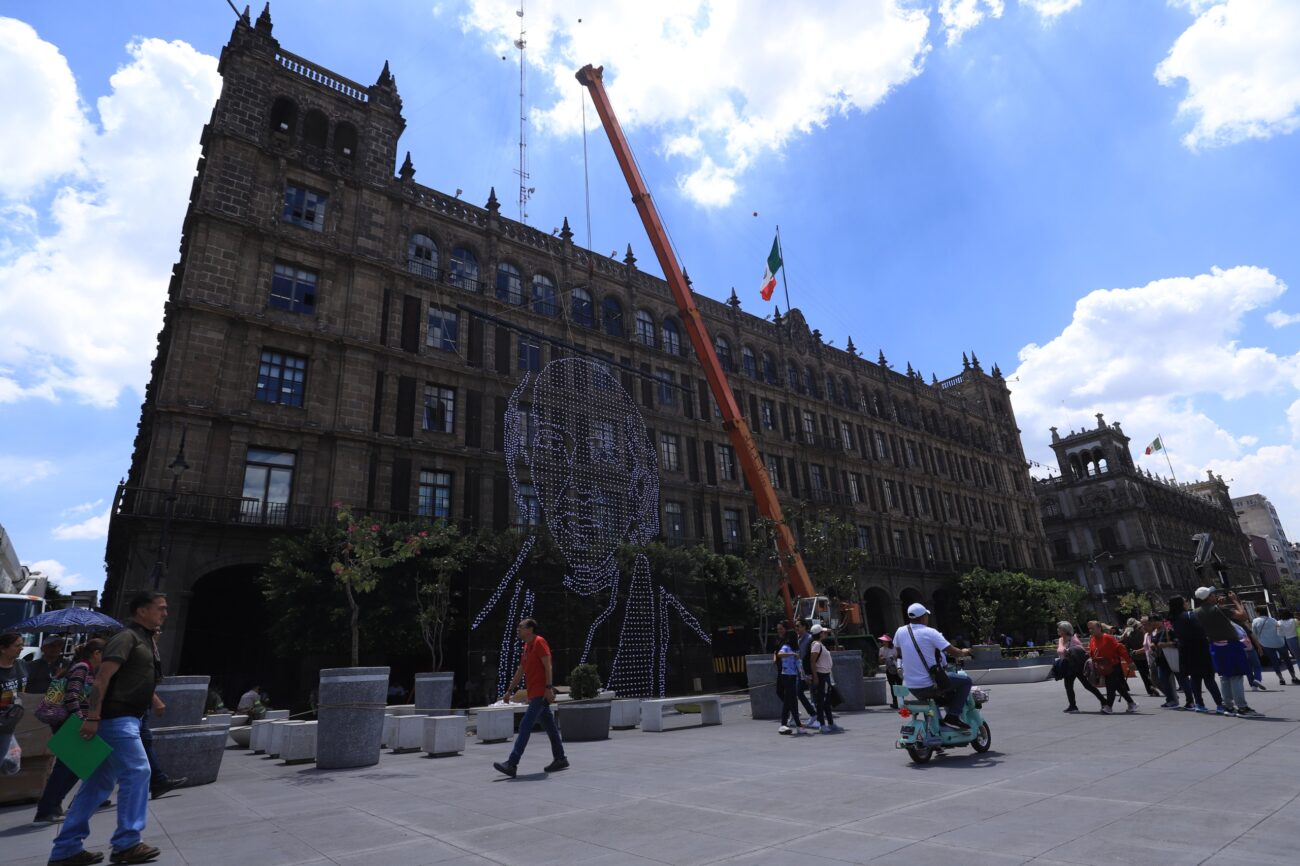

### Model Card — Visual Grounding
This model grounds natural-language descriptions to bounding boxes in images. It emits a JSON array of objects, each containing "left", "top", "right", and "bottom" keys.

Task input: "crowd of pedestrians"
[{"left": 1055, "top": 586, "right": 1296, "bottom": 718}]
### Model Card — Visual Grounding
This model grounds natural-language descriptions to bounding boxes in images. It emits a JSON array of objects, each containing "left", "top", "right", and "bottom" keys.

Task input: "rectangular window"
[
  {"left": 255, "top": 349, "right": 307, "bottom": 407},
  {"left": 856, "top": 525, "right": 872, "bottom": 551},
  {"left": 892, "top": 529, "right": 908, "bottom": 558},
  {"left": 665, "top": 501, "right": 686, "bottom": 540},
  {"left": 417, "top": 470, "right": 452, "bottom": 519},
  {"left": 883, "top": 479, "right": 897, "bottom": 510},
  {"left": 282, "top": 184, "right": 327, "bottom": 231},
  {"left": 761, "top": 399, "right": 776, "bottom": 430},
  {"left": 810, "top": 464, "right": 828, "bottom": 493},
  {"left": 423, "top": 384, "right": 455, "bottom": 433},
  {"left": 656, "top": 369, "right": 677, "bottom": 406},
  {"left": 766, "top": 454, "right": 782, "bottom": 489},
  {"left": 660, "top": 434, "right": 681, "bottom": 471},
  {"left": 270, "top": 262, "right": 318, "bottom": 314},
  {"left": 426, "top": 306, "right": 459, "bottom": 352},
  {"left": 874, "top": 431, "right": 887, "bottom": 460},
  {"left": 848, "top": 473, "right": 862, "bottom": 504},
  {"left": 240, "top": 448, "right": 295, "bottom": 525},
  {"left": 840, "top": 420, "right": 853, "bottom": 451},
  {"left": 952, "top": 538, "right": 966, "bottom": 562},
  {"left": 723, "top": 508, "right": 743, "bottom": 546},
  {"left": 516, "top": 483, "right": 540, "bottom": 528},
  {"left": 923, "top": 534, "right": 937, "bottom": 561},
  {"left": 801, "top": 410, "right": 817, "bottom": 442},
  {"left": 517, "top": 338, "right": 542, "bottom": 372},
  {"left": 717, "top": 444, "right": 737, "bottom": 481}
]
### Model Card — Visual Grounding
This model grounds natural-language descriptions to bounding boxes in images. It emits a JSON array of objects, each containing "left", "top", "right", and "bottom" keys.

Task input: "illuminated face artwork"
[{"left": 474, "top": 355, "right": 707, "bottom": 699}]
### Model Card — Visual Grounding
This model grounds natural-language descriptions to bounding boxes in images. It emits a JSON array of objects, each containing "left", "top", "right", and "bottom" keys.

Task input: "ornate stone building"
[
  {"left": 1035, "top": 415, "right": 1254, "bottom": 616},
  {"left": 104, "top": 10, "right": 1050, "bottom": 685}
]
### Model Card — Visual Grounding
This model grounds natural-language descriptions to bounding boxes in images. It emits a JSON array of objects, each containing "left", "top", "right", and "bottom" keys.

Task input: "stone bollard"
[
  {"left": 414, "top": 672, "right": 454, "bottom": 714},
  {"left": 282, "top": 722, "right": 318, "bottom": 765},
  {"left": 610, "top": 699, "right": 641, "bottom": 730},
  {"left": 830, "top": 651, "right": 866, "bottom": 711},
  {"left": 475, "top": 707, "right": 515, "bottom": 743},
  {"left": 153, "top": 676, "right": 210, "bottom": 728},
  {"left": 151, "top": 723, "right": 228, "bottom": 787},
  {"left": 249, "top": 719, "right": 276, "bottom": 754},
  {"left": 863, "top": 677, "right": 889, "bottom": 707},
  {"left": 316, "top": 666, "right": 389, "bottom": 770},
  {"left": 264, "top": 709, "right": 291, "bottom": 721},
  {"left": 268, "top": 720, "right": 306, "bottom": 759},
  {"left": 391, "top": 716, "right": 425, "bottom": 753},
  {"left": 422, "top": 716, "right": 466, "bottom": 757},
  {"left": 745, "top": 654, "right": 782, "bottom": 720},
  {"left": 204, "top": 714, "right": 233, "bottom": 730}
]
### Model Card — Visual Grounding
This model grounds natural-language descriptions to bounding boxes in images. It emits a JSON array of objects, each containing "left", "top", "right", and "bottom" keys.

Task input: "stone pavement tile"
[
  {"left": 776, "top": 827, "right": 913, "bottom": 863},
  {"left": 921, "top": 794, "right": 1135, "bottom": 858},
  {"left": 1174, "top": 765, "right": 1300, "bottom": 813},
  {"left": 840, "top": 786, "right": 1044, "bottom": 841},
  {"left": 708, "top": 850, "right": 856, "bottom": 866},
  {"left": 867, "top": 840, "right": 1031, "bottom": 865},
  {"left": 171, "top": 821, "right": 330, "bottom": 865},
  {"left": 327, "top": 837, "right": 490, "bottom": 865},
  {"left": 697, "top": 812, "right": 820, "bottom": 845},
  {"left": 280, "top": 809, "right": 435, "bottom": 855},
  {"left": 1040, "top": 802, "right": 1254, "bottom": 866},
  {"left": 582, "top": 826, "right": 766, "bottom": 865},
  {"left": 1207, "top": 816, "right": 1300, "bottom": 863},
  {"left": 384, "top": 801, "right": 518, "bottom": 834}
]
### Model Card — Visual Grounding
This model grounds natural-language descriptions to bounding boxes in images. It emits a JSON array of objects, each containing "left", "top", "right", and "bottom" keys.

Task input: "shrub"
[{"left": 568, "top": 663, "right": 602, "bottom": 701}]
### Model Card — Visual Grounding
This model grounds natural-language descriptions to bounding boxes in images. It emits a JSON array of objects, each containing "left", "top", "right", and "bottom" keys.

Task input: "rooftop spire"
[
  {"left": 486, "top": 186, "right": 500, "bottom": 213},
  {"left": 399, "top": 151, "right": 415, "bottom": 182},
  {"left": 256, "top": 2, "right": 273, "bottom": 33}
]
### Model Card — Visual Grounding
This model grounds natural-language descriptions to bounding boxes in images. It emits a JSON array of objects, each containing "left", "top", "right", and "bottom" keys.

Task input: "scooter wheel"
[
  {"left": 906, "top": 744, "right": 934, "bottom": 764},
  {"left": 971, "top": 721, "right": 991, "bottom": 753}
]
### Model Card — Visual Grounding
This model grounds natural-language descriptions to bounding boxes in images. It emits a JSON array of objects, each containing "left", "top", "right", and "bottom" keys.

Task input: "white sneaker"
[
  {"left": 1126, "top": 702, "right": 1138, "bottom": 714},
  {"left": 807, "top": 720, "right": 821, "bottom": 730},
  {"left": 778, "top": 725, "right": 791, "bottom": 735}
]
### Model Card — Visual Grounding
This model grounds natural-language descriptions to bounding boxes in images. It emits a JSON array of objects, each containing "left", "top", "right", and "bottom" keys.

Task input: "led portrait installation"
[{"left": 472, "top": 356, "right": 709, "bottom": 698}]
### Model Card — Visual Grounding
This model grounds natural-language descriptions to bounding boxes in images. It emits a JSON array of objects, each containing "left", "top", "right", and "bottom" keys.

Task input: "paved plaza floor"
[{"left": 5, "top": 678, "right": 1300, "bottom": 865}]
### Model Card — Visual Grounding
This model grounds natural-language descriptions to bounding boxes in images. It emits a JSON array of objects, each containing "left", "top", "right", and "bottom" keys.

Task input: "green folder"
[{"left": 48, "top": 717, "right": 113, "bottom": 780}]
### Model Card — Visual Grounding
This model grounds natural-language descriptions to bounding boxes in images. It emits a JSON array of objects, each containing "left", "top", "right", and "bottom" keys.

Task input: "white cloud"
[
  {"left": 0, "top": 455, "right": 55, "bottom": 487},
  {"left": 60, "top": 499, "right": 104, "bottom": 518},
  {"left": 0, "top": 19, "right": 89, "bottom": 200},
  {"left": 1266, "top": 310, "right": 1300, "bottom": 328},
  {"left": 939, "top": 0, "right": 1005, "bottom": 47},
  {"left": 1020, "top": 0, "right": 1084, "bottom": 20},
  {"left": 51, "top": 508, "right": 111, "bottom": 542},
  {"left": 0, "top": 29, "right": 220, "bottom": 407},
  {"left": 24, "top": 558, "right": 98, "bottom": 593},
  {"left": 1156, "top": 0, "right": 1300, "bottom": 149},
  {"left": 1168, "top": 0, "right": 1225, "bottom": 13},
  {"left": 1010, "top": 265, "right": 1300, "bottom": 542},
  {"left": 461, "top": 1, "right": 930, "bottom": 207}
]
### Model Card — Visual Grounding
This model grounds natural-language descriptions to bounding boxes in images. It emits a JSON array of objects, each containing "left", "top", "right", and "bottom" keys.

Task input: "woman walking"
[
  {"left": 1057, "top": 622, "right": 1104, "bottom": 713},
  {"left": 34, "top": 639, "right": 105, "bottom": 823},
  {"left": 775, "top": 632, "right": 806, "bottom": 735},
  {"left": 1088, "top": 621, "right": 1137, "bottom": 714},
  {"left": 1, "top": 632, "right": 28, "bottom": 772},
  {"left": 1169, "top": 595, "right": 1225, "bottom": 713},
  {"left": 1120, "top": 618, "right": 1162, "bottom": 698}
]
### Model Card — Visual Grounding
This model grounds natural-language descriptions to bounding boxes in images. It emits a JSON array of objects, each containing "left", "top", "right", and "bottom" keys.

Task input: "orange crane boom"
[{"left": 576, "top": 64, "right": 815, "bottom": 616}]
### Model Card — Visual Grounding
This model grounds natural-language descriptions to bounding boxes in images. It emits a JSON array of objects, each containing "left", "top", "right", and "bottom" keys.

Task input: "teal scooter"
[{"left": 894, "top": 667, "right": 991, "bottom": 764}]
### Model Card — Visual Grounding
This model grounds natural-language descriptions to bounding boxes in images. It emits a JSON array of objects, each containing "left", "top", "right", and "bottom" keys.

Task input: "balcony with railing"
[{"left": 112, "top": 487, "right": 441, "bottom": 531}]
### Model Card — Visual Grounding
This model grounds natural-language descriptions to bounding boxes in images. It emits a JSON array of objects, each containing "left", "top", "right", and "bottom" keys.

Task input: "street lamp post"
[
  {"left": 1087, "top": 550, "right": 1113, "bottom": 615},
  {"left": 152, "top": 429, "right": 190, "bottom": 590}
]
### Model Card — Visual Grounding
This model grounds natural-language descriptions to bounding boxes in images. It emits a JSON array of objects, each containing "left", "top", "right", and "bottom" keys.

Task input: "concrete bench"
[
  {"left": 381, "top": 714, "right": 398, "bottom": 749},
  {"left": 610, "top": 699, "right": 641, "bottom": 730},
  {"left": 390, "top": 715, "right": 425, "bottom": 753},
  {"left": 268, "top": 720, "right": 306, "bottom": 758},
  {"left": 422, "top": 715, "right": 466, "bottom": 757},
  {"left": 640, "top": 696, "right": 723, "bottom": 733},
  {"left": 281, "top": 722, "right": 317, "bottom": 765}
]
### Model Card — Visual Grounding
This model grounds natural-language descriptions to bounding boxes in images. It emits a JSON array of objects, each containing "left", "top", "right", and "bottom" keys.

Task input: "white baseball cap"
[
  {"left": 907, "top": 603, "right": 930, "bottom": 619},
  {"left": 1194, "top": 586, "right": 1211, "bottom": 601}
]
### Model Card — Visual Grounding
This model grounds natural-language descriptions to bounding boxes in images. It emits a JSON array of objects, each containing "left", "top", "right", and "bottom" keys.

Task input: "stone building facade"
[
  {"left": 104, "top": 11, "right": 1051, "bottom": 678},
  {"left": 1233, "top": 494, "right": 1297, "bottom": 580},
  {"left": 1035, "top": 416, "right": 1255, "bottom": 616}
]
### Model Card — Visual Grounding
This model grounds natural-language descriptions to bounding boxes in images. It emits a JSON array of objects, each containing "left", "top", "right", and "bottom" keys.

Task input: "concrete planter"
[
  {"left": 228, "top": 726, "right": 251, "bottom": 749},
  {"left": 204, "top": 714, "right": 233, "bottom": 730},
  {"left": 830, "top": 651, "right": 866, "bottom": 711},
  {"left": 268, "top": 720, "right": 306, "bottom": 758},
  {"left": 229, "top": 714, "right": 249, "bottom": 727},
  {"left": 385, "top": 704, "right": 416, "bottom": 716},
  {"left": 249, "top": 719, "right": 276, "bottom": 753},
  {"left": 744, "top": 654, "right": 782, "bottom": 720},
  {"left": 557, "top": 701, "right": 610, "bottom": 742},
  {"left": 391, "top": 715, "right": 425, "bottom": 753},
  {"left": 414, "top": 672, "right": 455, "bottom": 714},
  {"left": 153, "top": 676, "right": 210, "bottom": 728},
  {"left": 610, "top": 699, "right": 641, "bottom": 729},
  {"left": 422, "top": 715, "right": 466, "bottom": 757},
  {"left": 972, "top": 645, "right": 1003, "bottom": 667},
  {"left": 281, "top": 722, "right": 317, "bottom": 764},
  {"left": 151, "top": 723, "right": 227, "bottom": 787},
  {"left": 863, "top": 677, "right": 889, "bottom": 706},
  {"left": 316, "top": 666, "right": 389, "bottom": 770}
]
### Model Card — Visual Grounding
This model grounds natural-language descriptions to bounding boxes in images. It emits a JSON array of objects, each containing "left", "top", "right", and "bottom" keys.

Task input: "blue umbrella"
[{"left": 11, "top": 608, "right": 123, "bottom": 634}]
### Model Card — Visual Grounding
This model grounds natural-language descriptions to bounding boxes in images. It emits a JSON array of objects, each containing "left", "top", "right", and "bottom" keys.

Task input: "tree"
[
  {"left": 741, "top": 518, "right": 794, "bottom": 651},
  {"left": 1277, "top": 577, "right": 1300, "bottom": 611},
  {"left": 405, "top": 520, "right": 468, "bottom": 672},
  {"left": 1114, "top": 591, "right": 1152, "bottom": 622},
  {"left": 950, "top": 568, "right": 1086, "bottom": 644}
]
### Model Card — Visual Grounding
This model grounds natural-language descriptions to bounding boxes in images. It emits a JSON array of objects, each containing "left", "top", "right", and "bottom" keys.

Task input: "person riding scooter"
[{"left": 894, "top": 603, "right": 973, "bottom": 730}]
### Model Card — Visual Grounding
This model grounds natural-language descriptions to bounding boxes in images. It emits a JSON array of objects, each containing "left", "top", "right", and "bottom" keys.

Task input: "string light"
[{"left": 472, "top": 357, "right": 710, "bottom": 698}]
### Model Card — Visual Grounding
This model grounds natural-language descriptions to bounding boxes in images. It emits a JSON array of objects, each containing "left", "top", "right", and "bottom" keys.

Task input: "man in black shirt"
[
  {"left": 24, "top": 637, "right": 67, "bottom": 695},
  {"left": 48, "top": 592, "right": 168, "bottom": 865}
]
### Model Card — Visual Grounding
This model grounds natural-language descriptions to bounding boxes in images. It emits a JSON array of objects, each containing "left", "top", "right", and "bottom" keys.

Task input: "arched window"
[
  {"left": 449, "top": 245, "right": 479, "bottom": 291},
  {"left": 334, "top": 122, "right": 357, "bottom": 158},
  {"left": 788, "top": 362, "right": 802, "bottom": 392},
  {"left": 742, "top": 346, "right": 757, "bottom": 378},
  {"left": 635, "top": 309, "right": 656, "bottom": 347},
  {"left": 601, "top": 296, "right": 623, "bottom": 337},
  {"left": 269, "top": 97, "right": 297, "bottom": 135},
  {"left": 804, "top": 368, "right": 820, "bottom": 398},
  {"left": 571, "top": 287, "right": 594, "bottom": 326},
  {"left": 531, "top": 274, "right": 558, "bottom": 316},
  {"left": 407, "top": 233, "right": 438, "bottom": 279},
  {"left": 826, "top": 374, "right": 838, "bottom": 403},
  {"left": 302, "top": 109, "right": 328, "bottom": 148},
  {"left": 762, "top": 352, "right": 777, "bottom": 383},
  {"left": 495, "top": 262, "right": 522, "bottom": 304},
  {"left": 714, "top": 335, "right": 732, "bottom": 370},
  {"left": 661, "top": 318, "right": 682, "bottom": 355},
  {"left": 843, "top": 378, "right": 854, "bottom": 409}
]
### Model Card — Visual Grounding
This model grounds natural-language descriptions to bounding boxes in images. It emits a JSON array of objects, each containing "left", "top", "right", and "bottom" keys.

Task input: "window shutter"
[
  {"left": 686, "top": 437, "right": 700, "bottom": 482},
  {"left": 395, "top": 376, "right": 416, "bottom": 437},
  {"left": 467, "top": 316, "right": 484, "bottom": 366},
  {"left": 495, "top": 327, "right": 511, "bottom": 374},
  {"left": 390, "top": 457, "right": 412, "bottom": 513},
  {"left": 640, "top": 363, "right": 653, "bottom": 407},
  {"left": 493, "top": 396, "right": 507, "bottom": 451},
  {"left": 704, "top": 441, "right": 717, "bottom": 485},
  {"left": 710, "top": 501, "right": 724, "bottom": 553},
  {"left": 371, "top": 370, "right": 385, "bottom": 433},
  {"left": 466, "top": 390, "right": 482, "bottom": 448},
  {"left": 492, "top": 475, "right": 509, "bottom": 530},
  {"left": 401, "top": 294, "right": 421, "bottom": 353}
]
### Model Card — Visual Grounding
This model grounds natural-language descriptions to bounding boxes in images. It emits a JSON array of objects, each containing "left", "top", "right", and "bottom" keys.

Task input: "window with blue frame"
[
  {"left": 572, "top": 286, "right": 594, "bottom": 326},
  {"left": 255, "top": 350, "right": 307, "bottom": 407},
  {"left": 531, "top": 274, "right": 558, "bottom": 316},
  {"left": 496, "top": 262, "right": 523, "bottom": 304},
  {"left": 426, "top": 305, "right": 458, "bottom": 352},
  {"left": 282, "top": 184, "right": 327, "bottom": 231},
  {"left": 417, "top": 470, "right": 452, "bottom": 519},
  {"left": 518, "top": 337, "right": 542, "bottom": 372},
  {"left": 269, "top": 262, "right": 317, "bottom": 314}
]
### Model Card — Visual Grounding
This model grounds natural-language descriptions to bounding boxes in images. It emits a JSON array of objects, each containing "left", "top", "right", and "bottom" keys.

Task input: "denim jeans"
[
  {"left": 1246, "top": 648, "right": 1264, "bottom": 685},
  {"left": 506, "top": 697, "right": 565, "bottom": 767},
  {"left": 1261, "top": 646, "right": 1295, "bottom": 680},
  {"left": 50, "top": 716, "right": 151, "bottom": 859},
  {"left": 1220, "top": 675, "right": 1247, "bottom": 709},
  {"left": 1287, "top": 637, "right": 1300, "bottom": 666}
]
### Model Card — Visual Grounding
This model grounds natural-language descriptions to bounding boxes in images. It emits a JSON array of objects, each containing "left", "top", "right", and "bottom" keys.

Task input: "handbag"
[
  {"left": 35, "top": 676, "right": 70, "bottom": 726},
  {"left": 906, "top": 624, "right": 951, "bottom": 691},
  {"left": 1083, "top": 658, "right": 1103, "bottom": 688},
  {"left": 828, "top": 684, "right": 844, "bottom": 707}
]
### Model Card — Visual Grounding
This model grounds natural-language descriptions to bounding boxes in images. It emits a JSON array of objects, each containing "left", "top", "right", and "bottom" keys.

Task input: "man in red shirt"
[{"left": 494, "top": 619, "right": 568, "bottom": 777}]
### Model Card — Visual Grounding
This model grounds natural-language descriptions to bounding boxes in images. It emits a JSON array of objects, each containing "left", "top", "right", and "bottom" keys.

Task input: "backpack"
[{"left": 34, "top": 676, "right": 69, "bottom": 726}]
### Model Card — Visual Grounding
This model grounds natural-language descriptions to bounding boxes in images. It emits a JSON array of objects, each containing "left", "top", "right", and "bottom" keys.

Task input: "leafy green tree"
[
  {"left": 1276, "top": 577, "right": 1300, "bottom": 611},
  {"left": 1114, "top": 591, "right": 1153, "bottom": 622},
  {"left": 950, "top": 568, "right": 1086, "bottom": 644}
]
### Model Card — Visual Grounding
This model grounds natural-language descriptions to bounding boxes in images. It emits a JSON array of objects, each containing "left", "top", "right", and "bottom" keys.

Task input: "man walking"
[
  {"left": 1252, "top": 606, "right": 1300, "bottom": 687},
  {"left": 493, "top": 618, "right": 568, "bottom": 778},
  {"left": 48, "top": 591, "right": 169, "bottom": 865}
]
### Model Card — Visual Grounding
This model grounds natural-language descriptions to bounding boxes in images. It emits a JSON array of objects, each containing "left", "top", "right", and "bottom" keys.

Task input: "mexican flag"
[
  {"left": 759, "top": 236, "right": 782, "bottom": 301},
  {"left": 1144, "top": 436, "right": 1163, "bottom": 455}
]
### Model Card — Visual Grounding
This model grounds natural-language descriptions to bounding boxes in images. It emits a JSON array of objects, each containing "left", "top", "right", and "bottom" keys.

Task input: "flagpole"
[
  {"left": 775, "top": 224, "right": 791, "bottom": 313},
  {"left": 1160, "top": 434, "right": 1178, "bottom": 482}
]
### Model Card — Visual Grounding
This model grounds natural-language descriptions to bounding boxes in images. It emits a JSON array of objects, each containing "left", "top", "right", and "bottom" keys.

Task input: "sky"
[{"left": 1, "top": 0, "right": 1299, "bottom": 592}]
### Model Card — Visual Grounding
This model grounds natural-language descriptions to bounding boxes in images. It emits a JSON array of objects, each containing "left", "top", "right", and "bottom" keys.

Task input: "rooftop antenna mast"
[{"left": 514, "top": 1, "right": 532, "bottom": 224}]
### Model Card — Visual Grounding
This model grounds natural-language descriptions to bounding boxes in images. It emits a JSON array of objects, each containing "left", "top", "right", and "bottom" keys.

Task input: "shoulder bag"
[{"left": 906, "top": 624, "right": 951, "bottom": 690}]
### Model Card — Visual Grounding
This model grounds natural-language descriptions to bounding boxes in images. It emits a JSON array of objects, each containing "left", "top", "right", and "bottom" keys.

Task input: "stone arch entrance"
[
  {"left": 863, "top": 586, "right": 896, "bottom": 637},
  {"left": 899, "top": 586, "right": 924, "bottom": 622}
]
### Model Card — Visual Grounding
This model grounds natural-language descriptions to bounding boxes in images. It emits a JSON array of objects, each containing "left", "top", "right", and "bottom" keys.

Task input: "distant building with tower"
[{"left": 1233, "top": 493, "right": 1297, "bottom": 581}]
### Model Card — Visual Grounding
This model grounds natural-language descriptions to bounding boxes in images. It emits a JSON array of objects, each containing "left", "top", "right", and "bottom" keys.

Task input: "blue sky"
[{"left": 2, "top": 0, "right": 1299, "bottom": 591}]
